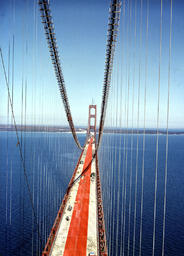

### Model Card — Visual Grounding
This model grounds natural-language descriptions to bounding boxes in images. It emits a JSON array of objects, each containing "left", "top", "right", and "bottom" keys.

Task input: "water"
[
  {"left": 99, "top": 133, "right": 184, "bottom": 256},
  {"left": 0, "top": 132, "right": 183, "bottom": 255}
]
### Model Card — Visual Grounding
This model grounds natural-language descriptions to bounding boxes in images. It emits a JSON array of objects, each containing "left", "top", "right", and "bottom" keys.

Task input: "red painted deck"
[{"left": 63, "top": 138, "right": 92, "bottom": 255}]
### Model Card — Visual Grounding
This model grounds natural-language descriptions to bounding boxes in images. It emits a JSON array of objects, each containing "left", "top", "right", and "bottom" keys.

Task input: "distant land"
[{"left": 0, "top": 124, "right": 184, "bottom": 135}]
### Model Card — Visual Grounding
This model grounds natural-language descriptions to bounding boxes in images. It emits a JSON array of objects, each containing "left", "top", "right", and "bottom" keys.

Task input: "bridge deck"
[{"left": 49, "top": 137, "right": 98, "bottom": 256}]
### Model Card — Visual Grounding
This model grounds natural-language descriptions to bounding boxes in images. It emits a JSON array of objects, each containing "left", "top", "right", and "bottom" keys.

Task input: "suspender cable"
[
  {"left": 0, "top": 48, "right": 43, "bottom": 249},
  {"left": 152, "top": 1, "right": 163, "bottom": 255},
  {"left": 97, "top": 0, "right": 121, "bottom": 149},
  {"left": 139, "top": 1, "right": 149, "bottom": 255},
  {"left": 38, "top": 0, "right": 82, "bottom": 150},
  {"left": 162, "top": 1, "right": 172, "bottom": 255}
]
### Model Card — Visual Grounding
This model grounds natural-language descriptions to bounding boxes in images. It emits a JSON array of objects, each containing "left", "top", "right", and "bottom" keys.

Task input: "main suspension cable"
[
  {"left": 97, "top": 0, "right": 122, "bottom": 149},
  {"left": 38, "top": 0, "right": 82, "bottom": 150}
]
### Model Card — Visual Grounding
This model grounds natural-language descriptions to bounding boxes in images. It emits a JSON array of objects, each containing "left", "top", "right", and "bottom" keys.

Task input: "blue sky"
[{"left": 0, "top": 0, "right": 183, "bottom": 128}]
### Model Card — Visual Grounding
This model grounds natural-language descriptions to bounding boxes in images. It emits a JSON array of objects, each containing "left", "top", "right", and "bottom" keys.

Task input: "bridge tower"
[{"left": 88, "top": 105, "right": 97, "bottom": 139}]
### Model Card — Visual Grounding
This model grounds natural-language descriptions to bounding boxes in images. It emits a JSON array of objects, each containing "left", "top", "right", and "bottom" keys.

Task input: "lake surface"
[{"left": 0, "top": 132, "right": 183, "bottom": 255}]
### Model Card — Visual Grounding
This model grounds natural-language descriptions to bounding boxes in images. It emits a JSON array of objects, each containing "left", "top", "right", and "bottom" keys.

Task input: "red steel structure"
[
  {"left": 38, "top": 0, "right": 121, "bottom": 253},
  {"left": 42, "top": 105, "right": 107, "bottom": 256},
  {"left": 88, "top": 105, "right": 97, "bottom": 138}
]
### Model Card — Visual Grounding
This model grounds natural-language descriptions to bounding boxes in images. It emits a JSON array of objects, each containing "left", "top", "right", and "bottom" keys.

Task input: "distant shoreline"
[{"left": 0, "top": 125, "right": 184, "bottom": 135}]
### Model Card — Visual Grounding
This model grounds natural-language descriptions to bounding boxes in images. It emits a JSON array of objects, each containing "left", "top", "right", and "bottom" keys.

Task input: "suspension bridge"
[
  {"left": 1, "top": 0, "right": 183, "bottom": 256},
  {"left": 39, "top": 0, "right": 119, "bottom": 254}
]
